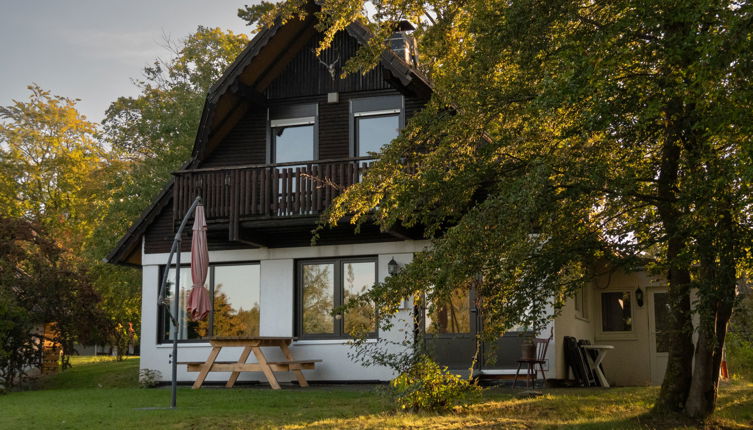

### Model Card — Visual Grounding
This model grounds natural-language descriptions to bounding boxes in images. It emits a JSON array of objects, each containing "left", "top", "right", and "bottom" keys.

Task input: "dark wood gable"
[
  {"left": 266, "top": 30, "right": 392, "bottom": 99},
  {"left": 200, "top": 30, "right": 412, "bottom": 168}
]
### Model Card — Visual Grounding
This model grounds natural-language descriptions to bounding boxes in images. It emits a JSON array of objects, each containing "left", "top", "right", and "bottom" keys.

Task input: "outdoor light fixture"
[
  {"left": 635, "top": 287, "right": 644, "bottom": 307},
  {"left": 388, "top": 257, "right": 400, "bottom": 276}
]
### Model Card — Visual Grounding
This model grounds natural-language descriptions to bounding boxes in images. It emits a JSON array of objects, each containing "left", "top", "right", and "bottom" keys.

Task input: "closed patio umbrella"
[{"left": 187, "top": 204, "right": 210, "bottom": 321}]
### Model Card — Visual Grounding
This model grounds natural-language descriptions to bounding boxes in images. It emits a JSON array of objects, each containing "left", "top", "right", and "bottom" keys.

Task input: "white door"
[{"left": 648, "top": 289, "right": 670, "bottom": 385}]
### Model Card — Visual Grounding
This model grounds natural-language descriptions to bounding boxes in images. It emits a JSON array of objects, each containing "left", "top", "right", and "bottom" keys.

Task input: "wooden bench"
[
  {"left": 182, "top": 337, "right": 322, "bottom": 389},
  {"left": 179, "top": 359, "right": 323, "bottom": 373}
]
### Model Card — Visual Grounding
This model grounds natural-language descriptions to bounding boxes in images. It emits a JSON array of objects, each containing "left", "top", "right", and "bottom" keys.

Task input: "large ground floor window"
[
  {"left": 159, "top": 263, "right": 260, "bottom": 342},
  {"left": 296, "top": 257, "right": 377, "bottom": 339}
]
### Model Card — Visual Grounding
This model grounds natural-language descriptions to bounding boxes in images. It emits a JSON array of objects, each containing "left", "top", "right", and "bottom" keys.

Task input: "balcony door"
[
  {"left": 422, "top": 289, "right": 535, "bottom": 371},
  {"left": 423, "top": 288, "right": 478, "bottom": 369},
  {"left": 269, "top": 104, "right": 317, "bottom": 211}
]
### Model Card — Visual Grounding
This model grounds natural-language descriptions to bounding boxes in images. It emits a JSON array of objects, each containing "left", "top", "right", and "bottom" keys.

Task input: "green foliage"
[
  {"left": 304, "top": 0, "right": 752, "bottom": 416},
  {"left": 86, "top": 27, "right": 248, "bottom": 354},
  {"left": 389, "top": 355, "right": 481, "bottom": 412},
  {"left": 237, "top": 2, "right": 278, "bottom": 29},
  {"left": 0, "top": 84, "right": 109, "bottom": 250},
  {"left": 727, "top": 331, "right": 753, "bottom": 381},
  {"left": 0, "top": 85, "right": 131, "bottom": 362},
  {"left": 728, "top": 292, "right": 753, "bottom": 380},
  {"left": 0, "top": 291, "right": 36, "bottom": 392},
  {"left": 0, "top": 218, "right": 108, "bottom": 387}
]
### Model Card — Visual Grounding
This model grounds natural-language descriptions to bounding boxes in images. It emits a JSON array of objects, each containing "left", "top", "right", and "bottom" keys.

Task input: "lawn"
[{"left": 0, "top": 357, "right": 751, "bottom": 429}]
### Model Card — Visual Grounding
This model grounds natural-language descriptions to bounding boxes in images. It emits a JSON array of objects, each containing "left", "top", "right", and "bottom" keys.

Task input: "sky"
[{"left": 0, "top": 0, "right": 259, "bottom": 123}]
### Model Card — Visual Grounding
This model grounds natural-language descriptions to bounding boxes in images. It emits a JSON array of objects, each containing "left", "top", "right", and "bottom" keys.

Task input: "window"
[
  {"left": 351, "top": 96, "right": 403, "bottom": 157},
  {"left": 269, "top": 103, "right": 317, "bottom": 164},
  {"left": 601, "top": 291, "right": 632, "bottom": 332},
  {"left": 355, "top": 112, "right": 400, "bottom": 156},
  {"left": 159, "top": 263, "right": 260, "bottom": 342},
  {"left": 425, "top": 289, "right": 472, "bottom": 334},
  {"left": 271, "top": 119, "right": 315, "bottom": 163},
  {"left": 297, "top": 257, "right": 377, "bottom": 339}
]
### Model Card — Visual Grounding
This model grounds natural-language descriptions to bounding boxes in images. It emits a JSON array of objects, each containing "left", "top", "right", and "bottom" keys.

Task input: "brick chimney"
[{"left": 388, "top": 21, "right": 419, "bottom": 67}]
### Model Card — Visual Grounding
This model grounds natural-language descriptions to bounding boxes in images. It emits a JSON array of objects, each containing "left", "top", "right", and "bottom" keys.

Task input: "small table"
[
  {"left": 182, "top": 336, "right": 321, "bottom": 390},
  {"left": 581, "top": 344, "right": 614, "bottom": 387}
]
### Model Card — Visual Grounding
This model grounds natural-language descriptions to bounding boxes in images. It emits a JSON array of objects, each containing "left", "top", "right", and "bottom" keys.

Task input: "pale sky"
[{"left": 0, "top": 1, "right": 260, "bottom": 123}]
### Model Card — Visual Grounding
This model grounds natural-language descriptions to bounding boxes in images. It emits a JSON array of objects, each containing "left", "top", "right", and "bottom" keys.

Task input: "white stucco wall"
[
  {"left": 139, "top": 240, "right": 428, "bottom": 383},
  {"left": 554, "top": 269, "right": 674, "bottom": 386}
]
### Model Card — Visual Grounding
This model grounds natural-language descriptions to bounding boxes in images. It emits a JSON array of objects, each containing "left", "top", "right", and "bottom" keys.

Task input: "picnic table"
[
  {"left": 179, "top": 336, "right": 321, "bottom": 390},
  {"left": 581, "top": 344, "right": 614, "bottom": 387}
]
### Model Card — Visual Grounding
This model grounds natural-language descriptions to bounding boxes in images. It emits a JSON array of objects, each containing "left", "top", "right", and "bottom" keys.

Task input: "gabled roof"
[{"left": 107, "top": 9, "right": 432, "bottom": 266}]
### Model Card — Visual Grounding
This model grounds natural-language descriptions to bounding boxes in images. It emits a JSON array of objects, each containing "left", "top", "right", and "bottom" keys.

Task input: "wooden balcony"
[{"left": 173, "top": 157, "right": 376, "bottom": 240}]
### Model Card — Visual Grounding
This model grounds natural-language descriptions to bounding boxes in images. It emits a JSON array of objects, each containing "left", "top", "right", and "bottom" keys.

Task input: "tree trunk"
[
  {"left": 655, "top": 264, "right": 694, "bottom": 412},
  {"left": 685, "top": 203, "right": 737, "bottom": 418},
  {"left": 653, "top": 97, "right": 694, "bottom": 413}
]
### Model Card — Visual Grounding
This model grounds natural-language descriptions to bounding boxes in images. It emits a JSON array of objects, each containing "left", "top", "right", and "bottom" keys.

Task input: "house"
[{"left": 107, "top": 6, "right": 670, "bottom": 386}]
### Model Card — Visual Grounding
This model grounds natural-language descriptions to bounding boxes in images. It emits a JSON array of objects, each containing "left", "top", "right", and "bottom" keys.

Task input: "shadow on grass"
[{"left": 2, "top": 359, "right": 751, "bottom": 429}]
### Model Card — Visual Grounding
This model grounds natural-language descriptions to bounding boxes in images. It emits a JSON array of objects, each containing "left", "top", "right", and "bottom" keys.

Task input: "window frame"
[
  {"left": 349, "top": 95, "right": 404, "bottom": 158},
  {"left": 157, "top": 261, "right": 261, "bottom": 344},
  {"left": 295, "top": 256, "right": 379, "bottom": 340},
  {"left": 598, "top": 290, "right": 634, "bottom": 334},
  {"left": 574, "top": 286, "right": 589, "bottom": 321},
  {"left": 267, "top": 103, "right": 319, "bottom": 164}
]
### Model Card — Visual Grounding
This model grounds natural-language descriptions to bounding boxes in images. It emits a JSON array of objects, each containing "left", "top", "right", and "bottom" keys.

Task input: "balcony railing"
[{"left": 172, "top": 157, "right": 377, "bottom": 225}]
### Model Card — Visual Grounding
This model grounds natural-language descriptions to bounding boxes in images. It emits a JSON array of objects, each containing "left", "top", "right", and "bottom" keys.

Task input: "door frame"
[
  {"left": 647, "top": 287, "right": 669, "bottom": 385},
  {"left": 420, "top": 288, "right": 479, "bottom": 369}
]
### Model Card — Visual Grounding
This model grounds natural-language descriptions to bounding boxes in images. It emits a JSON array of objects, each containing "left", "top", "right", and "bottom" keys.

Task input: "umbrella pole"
[
  {"left": 156, "top": 195, "right": 201, "bottom": 410},
  {"left": 171, "top": 236, "right": 181, "bottom": 409}
]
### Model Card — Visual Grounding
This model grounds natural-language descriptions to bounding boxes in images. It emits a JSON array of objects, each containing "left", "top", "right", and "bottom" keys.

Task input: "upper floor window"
[
  {"left": 351, "top": 96, "right": 403, "bottom": 157},
  {"left": 270, "top": 104, "right": 317, "bottom": 163}
]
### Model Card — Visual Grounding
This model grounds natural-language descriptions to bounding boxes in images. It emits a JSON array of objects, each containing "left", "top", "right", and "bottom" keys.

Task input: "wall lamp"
[
  {"left": 635, "top": 287, "right": 644, "bottom": 307},
  {"left": 388, "top": 257, "right": 401, "bottom": 276}
]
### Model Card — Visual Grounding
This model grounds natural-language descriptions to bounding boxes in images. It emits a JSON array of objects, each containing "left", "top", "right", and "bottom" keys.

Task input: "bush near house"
[{"left": 389, "top": 355, "right": 482, "bottom": 411}]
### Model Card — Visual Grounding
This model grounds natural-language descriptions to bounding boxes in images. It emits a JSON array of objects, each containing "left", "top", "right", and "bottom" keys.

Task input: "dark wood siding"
[
  {"left": 317, "top": 97, "right": 349, "bottom": 159},
  {"left": 265, "top": 31, "right": 391, "bottom": 99},
  {"left": 405, "top": 94, "right": 428, "bottom": 121},
  {"left": 200, "top": 109, "right": 267, "bottom": 168},
  {"left": 143, "top": 201, "right": 400, "bottom": 254},
  {"left": 196, "top": 29, "right": 429, "bottom": 169},
  {"left": 144, "top": 200, "right": 248, "bottom": 254},
  {"left": 144, "top": 202, "right": 187, "bottom": 254}
]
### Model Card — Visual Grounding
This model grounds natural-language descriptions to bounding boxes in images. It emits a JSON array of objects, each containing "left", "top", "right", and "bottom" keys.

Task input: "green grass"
[{"left": 0, "top": 357, "right": 751, "bottom": 429}]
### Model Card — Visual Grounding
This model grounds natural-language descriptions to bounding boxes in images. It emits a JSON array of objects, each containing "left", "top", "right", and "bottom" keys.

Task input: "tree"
[
  {"left": 259, "top": 0, "right": 752, "bottom": 418},
  {"left": 0, "top": 85, "right": 110, "bottom": 250},
  {"left": 88, "top": 27, "right": 249, "bottom": 353},
  {"left": 0, "top": 85, "right": 122, "bottom": 359},
  {"left": 0, "top": 217, "right": 107, "bottom": 387},
  {"left": 238, "top": 2, "right": 278, "bottom": 29}
]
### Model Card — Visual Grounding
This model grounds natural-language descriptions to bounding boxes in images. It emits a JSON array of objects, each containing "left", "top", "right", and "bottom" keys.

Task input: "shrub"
[
  {"left": 727, "top": 331, "right": 753, "bottom": 380},
  {"left": 728, "top": 293, "right": 753, "bottom": 380},
  {"left": 389, "top": 355, "right": 482, "bottom": 412},
  {"left": 0, "top": 292, "right": 39, "bottom": 391},
  {"left": 138, "top": 369, "right": 162, "bottom": 388}
]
